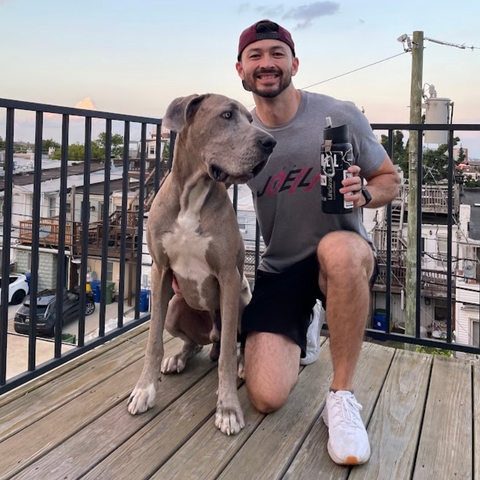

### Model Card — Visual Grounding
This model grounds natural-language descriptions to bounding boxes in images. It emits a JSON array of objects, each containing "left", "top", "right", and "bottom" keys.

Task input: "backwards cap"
[{"left": 237, "top": 19, "right": 295, "bottom": 60}]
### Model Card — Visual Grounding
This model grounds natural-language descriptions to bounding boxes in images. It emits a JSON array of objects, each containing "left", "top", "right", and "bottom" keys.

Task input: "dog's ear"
[{"left": 163, "top": 94, "right": 207, "bottom": 133}]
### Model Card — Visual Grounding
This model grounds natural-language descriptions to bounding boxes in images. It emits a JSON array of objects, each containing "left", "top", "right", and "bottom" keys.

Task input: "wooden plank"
[
  {"left": 81, "top": 371, "right": 231, "bottom": 480},
  {"left": 474, "top": 363, "right": 480, "bottom": 480},
  {"left": 152, "top": 338, "right": 328, "bottom": 480},
  {"left": 216, "top": 341, "right": 335, "bottom": 480},
  {"left": 412, "top": 356, "right": 472, "bottom": 480},
  {"left": 151, "top": 379, "right": 265, "bottom": 480},
  {"left": 10, "top": 347, "right": 218, "bottom": 480},
  {"left": 0, "top": 336, "right": 191, "bottom": 478},
  {"left": 348, "top": 350, "right": 432, "bottom": 480},
  {"left": 0, "top": 323, "right": 150, "bottom": 408},
  {"left": 283, "top": 341, "right": 395, "bottom": 480},
  {"left": 0, "top": 328, "right": 163, "bottom": 442}
]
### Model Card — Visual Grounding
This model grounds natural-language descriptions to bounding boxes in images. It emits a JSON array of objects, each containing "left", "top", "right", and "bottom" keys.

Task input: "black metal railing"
[
  {"left": 242, "top": 123, "right": 480, "bottom": 355},
  {"left": 0, "top": 98, "right": 167, "bottom": 395},
  {"left": 366, "top": 123, "right": 480, "bottom": 353},
  {"left": 1, "top": 98, "right": 480, "bottom": 396}
]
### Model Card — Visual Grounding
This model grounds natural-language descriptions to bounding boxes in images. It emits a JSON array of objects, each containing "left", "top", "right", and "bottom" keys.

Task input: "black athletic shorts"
[{"left": 241, "top": 253, "right": 378, "bottom": 358}]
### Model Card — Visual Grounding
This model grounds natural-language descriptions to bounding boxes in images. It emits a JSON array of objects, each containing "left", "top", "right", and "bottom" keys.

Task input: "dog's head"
[{"left": 163, "top": 94, "right": 276, "bottom": 184}]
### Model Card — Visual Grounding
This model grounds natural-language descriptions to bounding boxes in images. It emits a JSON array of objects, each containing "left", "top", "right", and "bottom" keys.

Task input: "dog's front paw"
[
  {"left": 127, "top": 383, "right": 156, "bottom": 415},
  {"left": 215, "top": 400, "right": 245, "bottom": 435}
]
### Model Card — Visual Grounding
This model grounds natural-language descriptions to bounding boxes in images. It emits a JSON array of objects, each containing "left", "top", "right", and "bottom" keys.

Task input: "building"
[
  {"left": 369, "top": 183, "right": 461, "bottom": 338},
  {"left": 13, "top": 159, "right": 143, "bottom": 303},
  {"left": 455, "top": 189, "right": 480, "bottom": 351}
]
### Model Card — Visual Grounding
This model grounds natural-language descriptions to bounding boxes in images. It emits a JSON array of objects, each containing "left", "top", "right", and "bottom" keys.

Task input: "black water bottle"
[{"left": 320, "top": 117, "right": 354, "bottom": 214}]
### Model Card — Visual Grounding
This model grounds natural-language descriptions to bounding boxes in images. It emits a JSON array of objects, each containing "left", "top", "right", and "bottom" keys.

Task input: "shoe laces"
[{"left": 330, "top": 393, "right": 363, "bottom": 428}]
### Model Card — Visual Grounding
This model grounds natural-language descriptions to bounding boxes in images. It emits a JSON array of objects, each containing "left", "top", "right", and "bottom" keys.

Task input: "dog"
[{"left": 127, "top": 94, "right": 276, "bottom": 435}]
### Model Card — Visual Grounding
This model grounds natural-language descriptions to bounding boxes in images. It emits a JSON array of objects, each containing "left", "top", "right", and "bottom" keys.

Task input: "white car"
[{"left": 0, "top": 273, "right": 29, "bottom": 305}]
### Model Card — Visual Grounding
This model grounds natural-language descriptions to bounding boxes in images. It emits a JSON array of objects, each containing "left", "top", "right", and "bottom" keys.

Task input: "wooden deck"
[{"left": 0, "top": 325, "right": 478, "bottom": 480}]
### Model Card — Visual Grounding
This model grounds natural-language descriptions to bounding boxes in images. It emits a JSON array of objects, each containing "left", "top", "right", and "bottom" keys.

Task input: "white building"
[{"left": 455, "top": 192, "right": 480, "bottom": 353}]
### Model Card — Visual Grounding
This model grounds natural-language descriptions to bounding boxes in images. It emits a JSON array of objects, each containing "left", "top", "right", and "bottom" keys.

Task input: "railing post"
[
  {"left": 0, "top": 108, "right": 15, "bottom": 385},
  {"left": 53, "top": 114, "right": 69, "bottom": 358}
]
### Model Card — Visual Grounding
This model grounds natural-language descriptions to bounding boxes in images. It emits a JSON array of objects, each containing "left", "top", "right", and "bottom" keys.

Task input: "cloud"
[
  {"left": 44, "top": 97, "right": 99, "bottom": 121},
  {"left": 257, "top": 5, "right": 285, "bottom": 18},
  {"left": 238, "top": 3, "right": 251, "bottom": 14},
  {"left": 283, "top": 2, "right": 340, "bottom": 29},
  {"left": 75, "top": 97, "right": 98, "bottom": 111}
]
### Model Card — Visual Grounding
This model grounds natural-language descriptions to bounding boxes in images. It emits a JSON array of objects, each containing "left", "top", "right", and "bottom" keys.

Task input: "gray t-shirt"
[{"left": 247, "top": 90, "right": 386, "bottom": 273}]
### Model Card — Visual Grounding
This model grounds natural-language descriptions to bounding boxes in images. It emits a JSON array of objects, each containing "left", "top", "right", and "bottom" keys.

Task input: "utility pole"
[{"left": 405, "top": 31, "right": 424, "bottom": 345}]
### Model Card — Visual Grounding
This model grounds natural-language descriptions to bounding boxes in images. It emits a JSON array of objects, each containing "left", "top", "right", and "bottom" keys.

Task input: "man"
[{"left": 235, "top": 20, "right": 400, "bottom": 465}]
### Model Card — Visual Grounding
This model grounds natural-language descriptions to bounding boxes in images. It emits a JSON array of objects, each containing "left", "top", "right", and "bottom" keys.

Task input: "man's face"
[{"left": 236, "top": 39, "right": 299, "bottom": 98}]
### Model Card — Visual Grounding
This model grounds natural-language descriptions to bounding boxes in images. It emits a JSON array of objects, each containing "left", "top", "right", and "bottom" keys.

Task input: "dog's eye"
[{"left": 222, "top": 112, "right": 232, "bottom": 119}]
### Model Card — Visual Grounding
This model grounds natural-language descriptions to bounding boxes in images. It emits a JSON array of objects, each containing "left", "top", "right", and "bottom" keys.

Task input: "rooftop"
[{"left": 0, "top": 325, "right": 478, "bottom": 479}]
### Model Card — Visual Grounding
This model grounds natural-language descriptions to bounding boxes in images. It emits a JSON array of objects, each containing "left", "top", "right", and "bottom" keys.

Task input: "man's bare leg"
[
  {"left": 244, "top": 332, "right": 300, "bottom": 413},
  {"left": 317, "top": 231, "right": 374, "bottom": 391}
]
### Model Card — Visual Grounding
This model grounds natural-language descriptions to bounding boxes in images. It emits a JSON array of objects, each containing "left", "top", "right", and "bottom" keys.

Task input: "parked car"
[
  {"left": 14, "top": 288, "right": 95, "bottom": 336},
  {"left": 0, "top": 273, "right": 29, "bottom": 305}
]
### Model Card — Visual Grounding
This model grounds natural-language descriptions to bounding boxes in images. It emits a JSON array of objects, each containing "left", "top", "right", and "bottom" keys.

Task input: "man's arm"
[{"left": 340, "top": 155, "right": 401, "bottom": 209}]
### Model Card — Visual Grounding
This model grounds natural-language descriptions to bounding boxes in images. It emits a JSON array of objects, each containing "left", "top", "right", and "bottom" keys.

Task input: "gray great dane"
[{"left": 127, "top": 94, "right": 276, "bottom": 435}]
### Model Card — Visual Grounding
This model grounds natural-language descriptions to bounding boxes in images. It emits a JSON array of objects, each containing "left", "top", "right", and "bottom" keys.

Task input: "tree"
[
  {"left": 96, "top": 132, "right": 124, "bottom": 158},
  {"left": 51, "top": 141, "right": 103, "bottom": 161},
  {"left": 421, "top": 137, "right": 461, "bottom": 184},
  {"left": 465, "top": 176, "right": 480, "bottom": 188},
  {"left": 162, "top": 141, "right": 170, "bottom": 159},
  {"left": 50, "top": 130, "right": 122, "bottom": 162},
  {"left": 381, "top": 130, "right": 408, "bottom": 176},
  {"left": 42, "top": 139, "right": 60, "bottom": 155},
  {"left": 457, "top": 146, "right": 466, "bottom": 165}
]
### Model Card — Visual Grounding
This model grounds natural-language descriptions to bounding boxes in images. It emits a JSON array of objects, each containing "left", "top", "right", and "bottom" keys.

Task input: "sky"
[{"left": 1, "top": 0, "right": 479, "bottom": 156}]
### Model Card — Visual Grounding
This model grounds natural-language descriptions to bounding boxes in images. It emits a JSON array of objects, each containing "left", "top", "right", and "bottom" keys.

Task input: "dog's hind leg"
[
  {"left": 161, "top": 293, "right": 212, "bottom": 374},
  {"left": 237, "top": 273, "right": 251, "bottom": 380},
  {"left": 161, "top": 342, "right": 203, "bottom": 374}
]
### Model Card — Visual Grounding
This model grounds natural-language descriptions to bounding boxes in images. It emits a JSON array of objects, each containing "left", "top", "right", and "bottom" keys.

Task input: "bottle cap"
[{"left": 324, "top": 123, "right": 349, "bottom": 143}]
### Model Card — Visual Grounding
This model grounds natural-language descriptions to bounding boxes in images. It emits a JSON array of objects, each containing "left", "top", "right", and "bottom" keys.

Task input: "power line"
[
  {"left": 425, "top": 37, "right": 480, "bottom": 51},
  {"left": 301, "top": 51, "right": 410, "bottom": 91}
]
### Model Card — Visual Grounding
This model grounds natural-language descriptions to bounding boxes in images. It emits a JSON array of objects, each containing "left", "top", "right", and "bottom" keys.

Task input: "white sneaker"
[
  {"left": 300, "top": 299, "right": 324, "bottom": 366},
  {"left": 322, "top": 390, "right": 371, "bottom": 465}
]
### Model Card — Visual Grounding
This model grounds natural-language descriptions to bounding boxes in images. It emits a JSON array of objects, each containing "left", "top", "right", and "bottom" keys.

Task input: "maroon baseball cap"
[{"left": 237, "top": 19, "right": 295, "bottom": 60}]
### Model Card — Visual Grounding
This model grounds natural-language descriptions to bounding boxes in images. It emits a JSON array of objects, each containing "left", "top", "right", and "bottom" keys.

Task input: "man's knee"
[
  {"left": 246, "top": 380, "right": 290, "bottom": 414},
  {"left": 317, "top": 231, "right": 373, "bottom": 279},
  {"left": 243, "top": 332, "right": 300, "bottom": 413}
]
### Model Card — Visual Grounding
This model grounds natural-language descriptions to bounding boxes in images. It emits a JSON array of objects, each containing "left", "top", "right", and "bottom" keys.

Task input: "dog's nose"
[{"left": 259, "top": 136, "right": 276, "bottom": 154}]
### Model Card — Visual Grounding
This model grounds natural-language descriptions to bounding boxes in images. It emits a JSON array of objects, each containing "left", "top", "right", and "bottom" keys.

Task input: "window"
[
  {"left": 66, "top": 203, "right": 71, "bottom": 213},
  {"left": 99, "top": 202, "right": 104, "bottom": 221},
  {"left": 107, "top": 261, "right": 113, "bottom": 282},
  {"left": 437, "top": 235, "right": 448, "bottom": 267},
  {"left": 48, "top": 197, "right": 56, "bottom": 217},
  {"left": 472, "top": 320, "right": 479, "bottom": 347},
  {"left": 237, "top": 216, "right": 246, "bottom": 232},
  {"left": 149, "top": 146, "right": 155, "bottom": 156}
]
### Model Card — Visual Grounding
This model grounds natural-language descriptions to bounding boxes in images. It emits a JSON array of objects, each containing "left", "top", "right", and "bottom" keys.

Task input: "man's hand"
[
  {"left": 340, "top": 156, "right": 401, "bottom": 209},
  {"left": 339, "top": 165, "right": 365, "bottom": 209}
]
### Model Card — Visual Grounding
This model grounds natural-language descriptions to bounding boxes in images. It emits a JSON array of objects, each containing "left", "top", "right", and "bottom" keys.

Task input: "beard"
[{"left": 242, "top": 67, "right": 293, "bottom": 98}]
